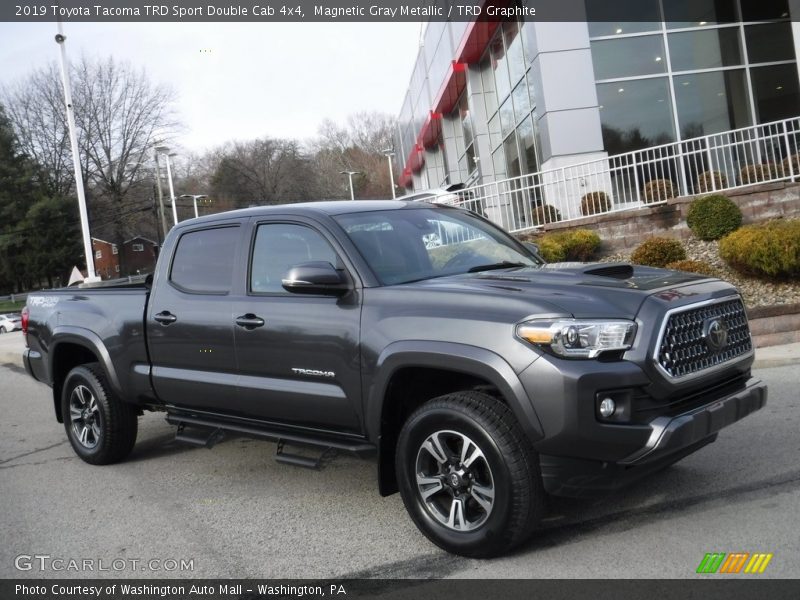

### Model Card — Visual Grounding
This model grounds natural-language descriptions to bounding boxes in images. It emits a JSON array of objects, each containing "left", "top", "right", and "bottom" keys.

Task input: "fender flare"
[
  {"left": 367, "top": 341, "right": 544, "bottom": 495},
  {"left": 49, "top": 326, "right": 124, "bottom": 409}
]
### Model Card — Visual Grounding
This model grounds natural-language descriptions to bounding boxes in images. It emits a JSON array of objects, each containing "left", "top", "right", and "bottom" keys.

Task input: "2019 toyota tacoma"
[{"left": 22, "top": 201, "right": 767, "bottom": 557}]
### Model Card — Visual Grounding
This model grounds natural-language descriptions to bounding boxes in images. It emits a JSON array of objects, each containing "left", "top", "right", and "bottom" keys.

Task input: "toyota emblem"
[{"left": 704, "top": 318, "right": 729, "bottom": 352}]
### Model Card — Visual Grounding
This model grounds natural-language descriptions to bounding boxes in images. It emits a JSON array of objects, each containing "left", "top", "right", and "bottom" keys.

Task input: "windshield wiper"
[{"left": 467, "top": 261, "right": 527, "bottom": 273}]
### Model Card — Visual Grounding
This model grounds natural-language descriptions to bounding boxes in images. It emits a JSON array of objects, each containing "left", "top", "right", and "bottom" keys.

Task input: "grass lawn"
[{"left": 0, "top": 300, "right": 26, "bottom": 312}]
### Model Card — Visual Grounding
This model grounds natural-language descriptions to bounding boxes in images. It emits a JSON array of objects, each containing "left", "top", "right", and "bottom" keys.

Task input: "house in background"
[
  {"left": 91, "top": 237, "right": 120, "bottom": 280},
  {"left": 122, "top": 236, "right": 159, "bottom": 275}
]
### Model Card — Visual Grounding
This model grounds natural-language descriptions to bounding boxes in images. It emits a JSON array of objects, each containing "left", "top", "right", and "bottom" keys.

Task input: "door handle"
[
  {"left": 154, "top": 311, "right": 177, "bottom": 325},
  {"left": 235, "top": 314, "right": 265, "bottom": 329}
]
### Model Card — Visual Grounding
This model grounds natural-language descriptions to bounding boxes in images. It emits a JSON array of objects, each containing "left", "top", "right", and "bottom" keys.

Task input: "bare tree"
[
  {"left": 311, "top": 111, "right": 397, "bottom": 199},
  {"left": 210, "top": 138, "right": 319, "bottom": 207},
  {"left": 3, "top": 57, "right": 178, "bottom": 252}
]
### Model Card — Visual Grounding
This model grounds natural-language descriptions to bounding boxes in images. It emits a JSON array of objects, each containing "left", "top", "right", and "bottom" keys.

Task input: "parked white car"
[{"left": 0, "top": 313, "right": 22, "bottom": 333}]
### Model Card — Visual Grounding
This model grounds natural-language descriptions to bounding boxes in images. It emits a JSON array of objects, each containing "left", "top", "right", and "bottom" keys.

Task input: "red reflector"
[{"left": 21, "top": 306, "right": 29, "bottom": 343}]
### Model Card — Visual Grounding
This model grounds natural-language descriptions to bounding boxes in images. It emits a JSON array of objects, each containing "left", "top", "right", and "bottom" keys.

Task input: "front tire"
[
  {"left": 61, "top": 363, "right": 138, "bottom": 465},
  {"left": 396, "top": 391, "right": 544, "bottom": 557}
]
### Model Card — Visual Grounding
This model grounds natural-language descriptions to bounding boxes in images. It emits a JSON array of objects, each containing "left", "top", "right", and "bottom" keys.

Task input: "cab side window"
[
  {"left": 170, "top": 226, "right": 239, "bottom": 294},
  {"left": 250, "top": 223, "right": 338, "bottom": 293}
]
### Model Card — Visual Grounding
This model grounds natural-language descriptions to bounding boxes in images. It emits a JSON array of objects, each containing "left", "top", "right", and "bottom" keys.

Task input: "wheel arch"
[
  {"left": 367, "top": 341, "right": 544, "bottom": 496},
  {"left": 49, "top": 328, "right": 122, "bottom": 423}
]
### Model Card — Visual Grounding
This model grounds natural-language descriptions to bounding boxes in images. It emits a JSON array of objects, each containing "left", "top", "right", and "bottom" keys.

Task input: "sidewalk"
[{"left": 1, "top": 331, "right": 798, "bottom": 372}]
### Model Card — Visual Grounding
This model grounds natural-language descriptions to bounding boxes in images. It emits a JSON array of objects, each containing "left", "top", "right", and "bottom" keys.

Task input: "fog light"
[{"left": 599, "top": 397, "right": 616, "bottom": 418}]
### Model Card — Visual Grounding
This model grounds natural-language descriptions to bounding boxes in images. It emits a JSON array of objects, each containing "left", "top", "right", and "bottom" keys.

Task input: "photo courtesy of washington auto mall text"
[{"left": 1, "top": 0, "right": 800, "bottom": 599}]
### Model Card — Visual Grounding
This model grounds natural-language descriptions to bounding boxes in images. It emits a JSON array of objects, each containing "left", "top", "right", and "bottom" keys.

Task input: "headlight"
[{"left": 516, "top": 319, "right": 636, "bottom": 358}]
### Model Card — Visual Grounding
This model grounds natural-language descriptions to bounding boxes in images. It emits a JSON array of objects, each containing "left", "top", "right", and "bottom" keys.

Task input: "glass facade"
[
  {"left": 588, "top": 0, "right": 799, "bottom": 155},
  {"left": 395, "top": 2, "right": 799, "bottom": 195},
  {"left": 481, "top": 19, "right": 541, "bottom": 181}
]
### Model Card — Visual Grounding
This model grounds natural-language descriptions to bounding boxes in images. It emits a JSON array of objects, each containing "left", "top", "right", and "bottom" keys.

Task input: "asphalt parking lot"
[{"left": 0, "top": 342, "right": 798, "bottom": 579}]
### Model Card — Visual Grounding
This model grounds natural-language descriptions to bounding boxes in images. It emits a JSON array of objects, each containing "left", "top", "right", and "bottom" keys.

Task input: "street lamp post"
[
  {"left": 152, "top": 153, "right": 169, "bottom": 238},
  {"left": 55, "top": 22, "right": 100, "bottom": 282},
  {"left": 340, "top": 170, "right": 360, "bottom": 201},
  {"left": 382, "top": 149, "right": 396, "bottom": 199},
  {"left": 155, "top": 146, "right": 178, "bottom": 225},
  {"left": 180, "top": 194, "right": 209, "bottom": 219}
]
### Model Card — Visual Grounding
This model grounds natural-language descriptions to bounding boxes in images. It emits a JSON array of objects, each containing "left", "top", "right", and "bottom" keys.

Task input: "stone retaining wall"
[{"left": 536, "top": 181, "right": 800, "bottom": 253}]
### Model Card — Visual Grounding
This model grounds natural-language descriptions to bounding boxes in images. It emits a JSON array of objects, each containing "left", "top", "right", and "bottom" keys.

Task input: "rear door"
[
  {"left": 231, "top": 217, "right": 363, "bottom": 433},
  {"left": 146, "top": 221, "right": 244, "bottom": 412}
]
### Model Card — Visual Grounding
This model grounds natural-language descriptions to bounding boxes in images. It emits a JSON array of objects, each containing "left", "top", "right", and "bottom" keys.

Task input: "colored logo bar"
[{"left": 697, "top": 553, "right": 773, "bottom": 574}]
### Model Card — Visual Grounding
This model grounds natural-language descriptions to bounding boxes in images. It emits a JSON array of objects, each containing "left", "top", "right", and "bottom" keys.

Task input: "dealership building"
[{"left": 393, "top": 0, "right": 800, "bottom": 221}]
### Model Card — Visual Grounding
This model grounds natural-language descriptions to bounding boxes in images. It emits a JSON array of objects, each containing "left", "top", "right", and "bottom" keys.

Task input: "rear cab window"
[{"left": 169, "top": 226, "right": 239, "bottom": 294}]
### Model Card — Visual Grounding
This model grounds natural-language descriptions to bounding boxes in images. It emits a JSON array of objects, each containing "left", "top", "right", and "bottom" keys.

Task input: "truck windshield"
[{"left": 334, "top": 207, "right": 542, "bottom": 285}]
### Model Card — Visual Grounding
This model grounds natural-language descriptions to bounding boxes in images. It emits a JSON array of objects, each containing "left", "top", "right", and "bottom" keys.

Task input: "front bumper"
[
  {"left": 618, "top": 377, "right": 767, "bottom": 465},
  {"left": 519, "top": 354, "right": 767, "bottom": 497}
]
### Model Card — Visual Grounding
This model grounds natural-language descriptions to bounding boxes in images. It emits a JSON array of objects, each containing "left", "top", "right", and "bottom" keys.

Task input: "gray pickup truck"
[{"left": 23, "top": 201, "right": 766, "bottom": 557}]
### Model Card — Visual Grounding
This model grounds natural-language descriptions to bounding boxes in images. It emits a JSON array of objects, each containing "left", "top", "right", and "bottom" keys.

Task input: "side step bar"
[
  {"left": 174, "top": 423, "right": 225, "bottom": 448},
  {"left": 166, "top": 413, "right": 375, "bottom": 458}
]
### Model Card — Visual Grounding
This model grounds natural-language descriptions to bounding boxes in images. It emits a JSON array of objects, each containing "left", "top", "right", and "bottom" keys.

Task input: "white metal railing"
[{"left": 456, "top": 116, "right": 800, "bottom": 233}]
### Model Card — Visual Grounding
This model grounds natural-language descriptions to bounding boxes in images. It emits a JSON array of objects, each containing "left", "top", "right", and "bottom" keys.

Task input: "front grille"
[{"left": 656, "top": 297, "right": 752, "bottom": 378}]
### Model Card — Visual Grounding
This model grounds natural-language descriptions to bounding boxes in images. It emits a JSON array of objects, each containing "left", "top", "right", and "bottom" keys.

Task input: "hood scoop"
[{"left": 582, "top": 263, "right": 634, "bottom": 280}]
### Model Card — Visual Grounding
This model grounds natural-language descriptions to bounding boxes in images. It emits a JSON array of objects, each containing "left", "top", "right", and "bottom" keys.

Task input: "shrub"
[
  {"left": 580, "top": 191, "right": 612, "bottom": 216},
  {"left": 719, "top": 219, "right": 800, "bottom": 278},
  {"left": 539, "top": 229, "right": 602, "bottom": 262},
  {"left": 781, "top": 154, "right": 800, "bottom": 177},
  {"left": 642, "top": 179, "right": 676, "bottom": 204},
  {"left": 630, "top": 237, "right": 686, "bottom": 267},
  {"left": 665, "top": 259, "right": 717, "bottom": 277},
  {"left": 695, "top": 170, "right": 728, "bottom": 193},
  {"left": 739, "top": 163, "right": 775, "bottom": 185},
  {"left": 532, "top": 204, "right": 561, "bottom": 226},
  {"left": 536, "top": 237, "right": 566, "bottom": 263},
  {"left": 686, "top": 194, "right": 742, "bottom": 240}
]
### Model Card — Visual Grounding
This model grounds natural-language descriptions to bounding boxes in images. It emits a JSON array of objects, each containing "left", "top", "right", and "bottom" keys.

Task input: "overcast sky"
[{"left": 0, "top": 21, "right": 423, "bottom": 152}]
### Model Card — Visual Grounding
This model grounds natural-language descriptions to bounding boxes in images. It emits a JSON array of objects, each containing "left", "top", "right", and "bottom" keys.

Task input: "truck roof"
[{"left": 182, "top": 200, "right": 443, "bottom": 228}]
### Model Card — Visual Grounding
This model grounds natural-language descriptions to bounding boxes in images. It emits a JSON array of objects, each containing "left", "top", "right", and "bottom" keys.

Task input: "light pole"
[
  {"left": 55, "top": 22, "right": 99, "bottom": 282},
  {"left": 152, "top": 152, "right": 169, "bottom": 238},
  {"left": 180, "top": 194, "right": 209, "bottom": 219},
  {"left": 382, "top": 149, "right": 396, "bottom": 199},
  {"left": 155, "top": 146, "right": 178, "bottom": 225},
  {"left": 340, "top": 170, "right": 360, "bottom": 201}
]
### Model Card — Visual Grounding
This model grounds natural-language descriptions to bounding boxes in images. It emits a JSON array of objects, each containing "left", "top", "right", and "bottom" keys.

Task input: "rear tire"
[
  {"left": 395, "top": 391, "right": 544, "bottom": 557},
  {"left": 61, "top": 363, "right": 138, "bottom": 465}
]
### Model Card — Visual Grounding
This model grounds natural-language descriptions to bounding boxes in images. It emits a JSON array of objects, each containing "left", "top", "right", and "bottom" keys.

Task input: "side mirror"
[{"left": 281, "top": 261, "right": 350, "bottom": 296}]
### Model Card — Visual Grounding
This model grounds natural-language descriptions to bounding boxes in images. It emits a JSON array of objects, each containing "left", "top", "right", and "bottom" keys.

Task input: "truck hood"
[{"left": 403, "top": 263, "right": 716, "bottom": 320}]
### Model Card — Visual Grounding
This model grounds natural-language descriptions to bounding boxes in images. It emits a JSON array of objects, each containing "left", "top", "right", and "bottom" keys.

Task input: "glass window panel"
[
  {"left": 740, "top": 0, "right": 790, "bottom": 22},
  {"left": 504, "top": 132, "right": 522, "bottom": 179},
  {"left": 488, "top": 113, "right": 503, "bottom": 149},
  {"left": 750, "top": 64, "right": 800, "bottom": 123},
  {"left": 499, "top": 97, "right": 515, "bottom": 138},
  {"left": 492, "top": 147, "right": 507, "bottom": 180},
  {"left": 664, "top": 0, "right": 738, "bottom": 28},
  {"left": 490, "top": 34, "right": 511, "bottom": 101},
  {"left": 590, "top": 36, "right": 666, "bottom": 80},
  {"left": 170, "top": 227, "right": 238, "bottom": 294},
  {"left": 585, "top": 0, "right": 661, "bottom": 38},
  {"left": 597, "top": 77, "right": 675, "bottom": 155},
  {"left": 460, "top": 95, "right": 474, "bottom": 148},
  {"left": 674, "top": 70, "right": 752, "bottom": 138},
  {"left": 503, "top": 20, "right": 527, "bottom": 85},
  {"left": 481, "top": 55, "right": 498, "bottom": 116},
  {"left": 465, "top": 143, "right": 477, "bottom": 174},
  {"left": 512, "top": 81, "right": 532, "bottom": 123},
  {"left": 517, "top": 116, "right": 539, "bottom": 175},
  {"left": 668, "top": 28, "right": 742, "bottom": 71},
  {"left": 745, "top": 22, "right": 796, "bottom": 64}
]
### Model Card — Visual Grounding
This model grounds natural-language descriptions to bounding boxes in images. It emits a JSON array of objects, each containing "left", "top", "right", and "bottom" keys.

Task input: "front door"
[{"left": 232, "top": 218, "right": 363, "bottom": 433}]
